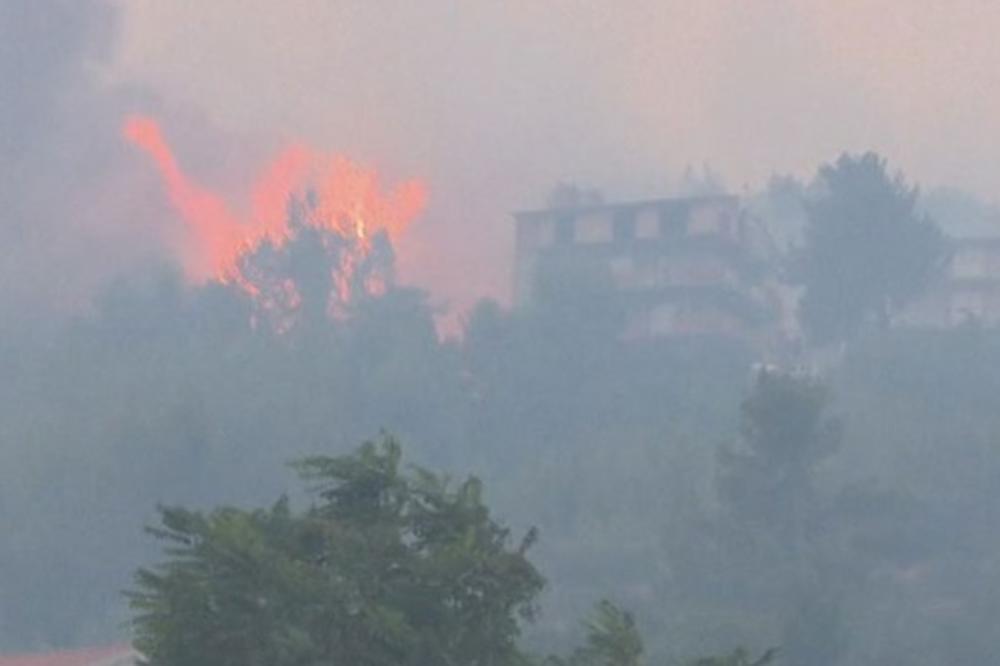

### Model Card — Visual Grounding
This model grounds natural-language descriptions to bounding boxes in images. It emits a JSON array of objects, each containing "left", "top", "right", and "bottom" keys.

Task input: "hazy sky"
[
  {"left": 108, "top": 1, "right": 1000, "bottom": 308},
  {"left": 8, "top": 0, "right": 1000, "bottom": 318}
]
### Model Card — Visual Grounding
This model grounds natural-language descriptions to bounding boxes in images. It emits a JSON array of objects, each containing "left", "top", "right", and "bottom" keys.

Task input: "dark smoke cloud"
[
  {"left": 0, "top": 1, "right": 114, "bottom": 158},
  {"left": 0, "top": 0, "right": 172, "bottom": 333}
]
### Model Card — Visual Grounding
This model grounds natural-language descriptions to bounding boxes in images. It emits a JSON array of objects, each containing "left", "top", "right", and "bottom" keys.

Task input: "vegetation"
[
  {"left": 4, "top": 153, "right": 1000, "bottom": 665},
  {"left": 689, "top": 648, "right": 777, "bottom": 666},
  {"left": 130, "top": 437, "right": 774, "bottom": 666},
  {"left": 718, "top": 369, "right": 841, "bottom": 537},
  {"left": 551, "top": 601, "right": 647, "bottom": 666},
  {"left": 792, "top": 152, "right": 948, "bottom": 343},
  {"left": 130, "top": 436, "right": 543, "bottom": 666}
]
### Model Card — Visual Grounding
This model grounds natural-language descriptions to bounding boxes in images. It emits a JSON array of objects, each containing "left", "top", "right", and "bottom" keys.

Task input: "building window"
[
  {"left": 555, "top": 214, "right": 575, "bottom": 244},
  {"left": 613, "top": 210, "right": 636, "bottom": 242},
  {"left": 577, "top": 212, "right": 613, "bottom": 243},
  {"left": 635, "top": 208, "right": 659, "bottom": 239},
  {"left": 659, "top": 206, "right": 687, "bottom": 239},
  {"left": 718, "top": 212, "right": 733, "bottom": 238},
  {"left": 688, "top": 206, "right": 720, "bottom": 236},
  {"left": 953, "top": 249, "right": 988, "bottom": 279}
]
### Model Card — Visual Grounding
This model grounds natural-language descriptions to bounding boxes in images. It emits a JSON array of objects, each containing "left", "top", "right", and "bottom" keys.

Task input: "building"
[
  {"left": 512, "top": 195, "right": 780, "bottom": 342},
  {"left": 900, "top": 237, "right": 1000, "bottom": 328}
]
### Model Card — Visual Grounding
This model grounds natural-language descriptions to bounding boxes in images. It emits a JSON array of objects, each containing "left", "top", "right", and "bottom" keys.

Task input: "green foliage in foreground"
[
  {"left": 549, "top": 600, "right": 643, "bottom": 666},
  {"left": 129, "top": 435, "right": 544, "bottom": 666},
  {"left": 550, "top": 601, "right": 775, "bottom": 666},
  {"left": 689, "top": 647, "right": 778, "bottom": 666},
  {"left": 129, "top": 436, "right": 775, "bottom": 666}
]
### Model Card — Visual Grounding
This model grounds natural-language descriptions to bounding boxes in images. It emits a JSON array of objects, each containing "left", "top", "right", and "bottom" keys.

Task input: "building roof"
[
  {"left": 0, "top": 645, "right": 136, "bottom": 666},
  {"left": 512, "top": 194, "right": 739, "bottom": 220}
]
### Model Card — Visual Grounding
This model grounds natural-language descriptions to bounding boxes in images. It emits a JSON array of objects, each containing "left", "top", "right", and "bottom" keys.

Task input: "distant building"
[
  {"left": 900, "top": 237, "right": 1000, "bottom": 328},
  {"left": 512, "top": 195, "right": 781, "bottom": 343}
]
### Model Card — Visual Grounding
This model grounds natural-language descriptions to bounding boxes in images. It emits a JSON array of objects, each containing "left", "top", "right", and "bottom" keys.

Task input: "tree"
[
  {"left": 717, "top": 368, "right": 841, "bottom": 539},
  {"left": 549, "top": 600, "right": 777, "bottom": 666},
  {"left": 128, "top": 435, "right": 544, "bottom": 666},
  {"left": 717, "top": 370, "right": 844, "bottom": 665},
  {"left": 234, "top": 193, "right": 399, "bottom": 335},
  {"left": 688, "top": 648, "right": 777, "bottom": 666},
  {"left": 552, "top": 600, "right": 644, "bottom": 666},
  {"left": 792, "top": 152, "right": 948, "bottom": 344}
]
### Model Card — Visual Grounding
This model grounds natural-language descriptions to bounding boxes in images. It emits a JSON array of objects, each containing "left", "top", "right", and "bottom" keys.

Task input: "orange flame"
[{"left": 122, "top": 115, "right": 428, "bottom": 322}]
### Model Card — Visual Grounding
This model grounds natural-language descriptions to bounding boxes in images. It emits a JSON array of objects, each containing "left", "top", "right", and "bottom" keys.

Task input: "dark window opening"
[
  {"left": 659, "top": 206, "right": 687, "bottom": 238},
  {"left": 555, "top": 215, "right": 575, "bottom": 244},
  {"left": 613, "top": 210, "right": 636, "bottom": 242}
]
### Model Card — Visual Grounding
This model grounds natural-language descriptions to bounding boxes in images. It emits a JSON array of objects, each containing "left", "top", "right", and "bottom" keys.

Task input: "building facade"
[
  {"left": 900, "top": 237, "right": 1000, "bottom": 328},
  {"left": 513, "top": 195, "right": 780, "bottom": 342}
]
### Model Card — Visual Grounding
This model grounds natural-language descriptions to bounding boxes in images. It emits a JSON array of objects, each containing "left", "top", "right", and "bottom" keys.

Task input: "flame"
[
  {"left": 122, "top": 116, "right": 245, "bottom": 280},
  {"left": 123, "top": 114, "right": 428, "bottom": 325}
]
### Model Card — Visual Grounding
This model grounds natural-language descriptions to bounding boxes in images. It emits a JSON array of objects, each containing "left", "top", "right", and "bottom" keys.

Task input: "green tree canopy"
[
  {"left": 793, "top": 152, "right": 948, "bottom": 344},
  {"left": 128, "top": 435, "right": 544, "bottom": 666},
  {"left": 550, "top": 600, "right": 644, "bottom": 666},
  {"left": 718, "top": 368, "right": 841, "bottom": 536}
]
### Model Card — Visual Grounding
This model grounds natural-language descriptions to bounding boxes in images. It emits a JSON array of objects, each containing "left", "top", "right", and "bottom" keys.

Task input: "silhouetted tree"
[
  {"left": 792, "top": 152, "right": 948, "bottom": 344},
  {"left": 718, "top": 369, "right": 841, "bottom": 540}
]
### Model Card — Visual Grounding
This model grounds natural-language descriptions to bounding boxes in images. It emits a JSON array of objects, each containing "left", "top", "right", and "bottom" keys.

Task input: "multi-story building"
[
  {"left": 900, "top": 237, "right": 1000, "bottom": 328},
  {"left": 512, "top": 195, "right": 780, "bottom": 342}
]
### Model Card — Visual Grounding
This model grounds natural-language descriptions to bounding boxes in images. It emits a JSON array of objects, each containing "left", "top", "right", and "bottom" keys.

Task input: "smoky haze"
[
  {"left": 112, "top": 1, "right": 1000, "bottom": 309},
  {"left": 4, "top": 2, "right": 1000, "bottom": 665},
  {"left": 7, "top": 1, "right": 1000, "bottom": 314}
]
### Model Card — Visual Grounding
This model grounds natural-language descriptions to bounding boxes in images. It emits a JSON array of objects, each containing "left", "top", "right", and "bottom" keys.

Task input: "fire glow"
[{"left": 122, "top": 115, "right": 428, "bottom": 321}]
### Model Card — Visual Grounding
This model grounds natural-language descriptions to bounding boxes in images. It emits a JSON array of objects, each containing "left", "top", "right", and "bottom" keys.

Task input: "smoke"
[
  {"left": 0, "top": 0, "right": 165, "bottom": 330},
  {"left": 7, "top": 2, "right": 1000, "bottom": 322},
  {"left": 5, "top": 5, "right": 1000, "bottom": 660},
  {"left": 121, "top": 114, "right": 428, "bottom": 333},
  {"left": 102, "top": 1, "right": 1000, "bottom": 314}
]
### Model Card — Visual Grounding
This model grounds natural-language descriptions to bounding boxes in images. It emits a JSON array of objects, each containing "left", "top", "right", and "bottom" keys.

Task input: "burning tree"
[
  {"left": 123, "top": 114, "right": 428, "bottom": 334},
  {"left": 234, "top": 193, "right": 400, "bottom": 333}
]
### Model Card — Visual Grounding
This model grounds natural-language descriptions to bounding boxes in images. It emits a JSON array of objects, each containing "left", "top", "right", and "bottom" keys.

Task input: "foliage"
[
  {"left": 8, "top": 167, "right": 1000, "bottom": 664},
  {"left": 688, "top": 647, "right": 777, "bottom": 666},
  {"left": 551, "top": 600, "right": 644, "bottom": 666},
  {"left": 717, "top": 368, "right": 841, "bottom": 534},
  {"left": 792, "top": 152, "right": 948, "bottom": 344},
  {"left": 235, "top": 194, "right": 398, "bottom": 333},
  {"left": 549, "top": 601, "right": 777, "bottom": 666},
  {"left": 128, "top": 435, "right": 544, "bottom": 666}
]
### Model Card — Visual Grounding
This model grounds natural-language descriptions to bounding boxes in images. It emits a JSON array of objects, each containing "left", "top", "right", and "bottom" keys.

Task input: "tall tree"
[
  {"left": 792, "top": 152, "right": 948, "bottom": 344},
  {"left": 717, "top": 370, "right": 844, "bottom": 666},
  {"left": 717, "top": 369, "right": 841, "bottom": 539},
  {"left": 128, "top": 436, "right": 544, "bottom": 666}
]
